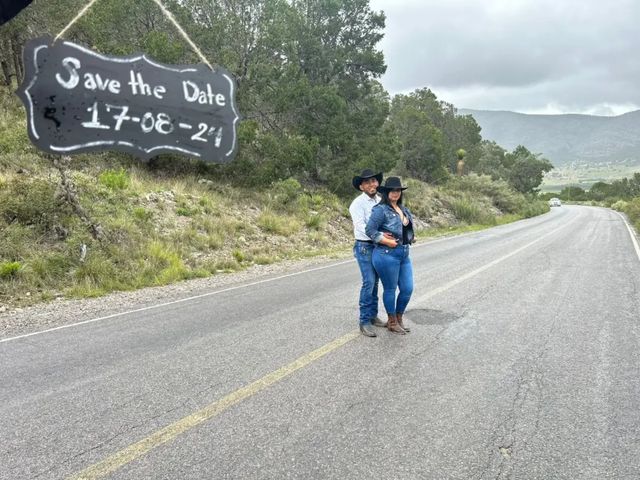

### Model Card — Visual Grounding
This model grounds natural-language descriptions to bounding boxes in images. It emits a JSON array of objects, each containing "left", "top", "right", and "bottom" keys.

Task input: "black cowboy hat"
[
  {"left": 352, "top": 169, "right": 383, "bottom": 191},
  {"left": 377, "top": 176, "right": 408, "bottom": 192}
]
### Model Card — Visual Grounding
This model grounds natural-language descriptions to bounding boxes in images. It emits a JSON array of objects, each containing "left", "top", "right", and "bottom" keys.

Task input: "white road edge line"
[
  {"left": 1, "top": 261, "right": 355, "bottom": 344},
  {"left": 0, "top": 213, "right": 554, "bottom": 344},
  {"left": 614, "top": 210, "right": 640, "bottom": 262}
]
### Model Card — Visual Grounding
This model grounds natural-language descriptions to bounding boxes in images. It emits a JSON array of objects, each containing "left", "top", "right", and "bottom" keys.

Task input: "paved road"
[{"left": 2, "top": 206, "right": 639, "bottom": 479}]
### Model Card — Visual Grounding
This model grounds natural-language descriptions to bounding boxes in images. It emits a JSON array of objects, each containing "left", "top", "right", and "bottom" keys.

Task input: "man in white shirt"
[{"left": 349, "top": 169, "right": 388, "bottom": 337}]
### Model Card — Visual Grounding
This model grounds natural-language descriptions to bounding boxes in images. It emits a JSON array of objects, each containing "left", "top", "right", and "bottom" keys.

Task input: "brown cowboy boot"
[
  {"left": 396, "top": 312, "right": 410, "bottom": 333},
  {"left": 387, "top": 313, "right": 406, "bottom": 335}
]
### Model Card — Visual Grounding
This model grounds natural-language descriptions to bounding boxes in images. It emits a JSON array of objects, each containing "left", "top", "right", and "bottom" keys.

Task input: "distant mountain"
[{"left": 459, "top": 108, "right": 640, "bottom": 167}]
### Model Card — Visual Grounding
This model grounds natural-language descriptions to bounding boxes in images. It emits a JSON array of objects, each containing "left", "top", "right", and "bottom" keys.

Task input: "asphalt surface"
[{"left": 1, "top": 205, "right": 639, "bottom": 480}]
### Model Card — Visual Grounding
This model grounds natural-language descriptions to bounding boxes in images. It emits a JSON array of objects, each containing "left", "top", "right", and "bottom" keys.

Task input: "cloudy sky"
[{"left": 369, "top": 0, "right": 640, "bottom": 116}]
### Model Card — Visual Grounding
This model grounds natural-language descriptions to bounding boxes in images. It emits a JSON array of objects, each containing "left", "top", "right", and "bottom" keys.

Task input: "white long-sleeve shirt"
[{"left": 348, "top": 192, "right": 381, "bottom": 241}]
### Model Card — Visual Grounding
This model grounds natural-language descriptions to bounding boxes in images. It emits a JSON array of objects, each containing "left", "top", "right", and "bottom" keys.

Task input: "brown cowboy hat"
[
  {"left": 352, "top": 169, "right": 383, "bottom": 191},
  {"left": 377, "top": 176, "right": 408, "bottom": 192}
]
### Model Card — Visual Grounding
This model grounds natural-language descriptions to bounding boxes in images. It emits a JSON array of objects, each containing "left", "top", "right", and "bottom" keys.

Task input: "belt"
[
  {"left": 355, "top": 239, "right": 373, "bottom": 244},
  {"left": 375, "top": 242, "right": 409, "bottom": 248}
]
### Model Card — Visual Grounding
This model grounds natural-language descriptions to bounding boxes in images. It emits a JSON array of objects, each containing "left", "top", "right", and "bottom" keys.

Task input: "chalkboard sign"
[{"left": 17, "top": 36, "right": 240, "bottom": 163}]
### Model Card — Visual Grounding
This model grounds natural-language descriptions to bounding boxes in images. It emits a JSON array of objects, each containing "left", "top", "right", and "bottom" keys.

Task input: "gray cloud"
[{"left": 370, "top": 0, "right": 640, "bottom": 114}]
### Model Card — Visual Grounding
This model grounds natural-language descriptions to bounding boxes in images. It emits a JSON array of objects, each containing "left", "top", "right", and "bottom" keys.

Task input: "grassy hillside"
[{"left": 0, "top": 89, "right": 548, "bottom": 308}]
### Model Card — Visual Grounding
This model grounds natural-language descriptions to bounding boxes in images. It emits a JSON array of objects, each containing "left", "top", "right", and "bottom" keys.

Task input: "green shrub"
[
  {"left": 298, "top": 190, "right": 342, "bottom": 213},
  {"left": 133, "top": 207, "right": 153, "bottom": 221},
  {"left": 206, "top": 258, "right": 241, "bottom": 272},
  {"left": 29, "top": 253, "right": 74, "bottom": 282},
  {"left": 201, "top": 217, "right": 243, "bottom": 236},
  {"left": 198, "top": 195, "right": 217, "bottom": 214},
  {"left": 611, "top": 200, "right": 628, "bottom": 211},
  {"left": 0, "top": 177, "right": 64, "bottom": 231},
  {"left": 175, "top": 196, "right": 200, "bottom": 216},
  {"left": 403, "top": 178, "right": 435, "bottom": 219},
  {"left": 99, "top": 168, "right": 130, "bottom": 190},
  {"left": 225, "top": 132, "right": 316, "bottom": 187},
  {"left": 308, "top": 230, "right": 330, "bottom": 246},
  {"left": 254, "top": 255, "right": 275, "bottom": 265},
  {"left": 145, "top": 241, "right": 188, "bottom": 285},
  {"left": 447, "top": 174, "right": 523, "bottom": 213},
  {"left": 0, "top": 118, "right": 31, "bottom": 155},
  {"left": 449, "top": 196, "right": 494, "bottom": 225},
  {"left": 271, "top": 178, "right": 303, "bottom": 205},
  {"left": 0, "top": 223, "right": 36, "bottom": 260},
  {"left": 622, "top": 198, "right": 640, "bottom": 230},
  {"left": 450, "top": 197, "right": 478, "bottom": 223},
  {"left": 73, "top": 251, "right": 119, "bottom": 287},
  {"left": 305, "top": 213, "right": 325, "bottom": 230},
  {"left": 0, "top": 261, "right": 21, "bottom": 278},
  {"left": 176, "top": 206, "right": 198, "bottom": 216},
  {"left": 258, "top": 210, "right": 301, "bottom": 236},
  {"left": 520, "top": 200, "right": 549, "bottom": 218},
  {"left": 205, "top": 233, "right": 225, "bottom": 249}
]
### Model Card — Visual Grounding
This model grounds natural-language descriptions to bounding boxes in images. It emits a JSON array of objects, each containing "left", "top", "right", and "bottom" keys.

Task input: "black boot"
[
  {"left": 359, "top": 324, "right": 377, "bottom": 337},
  {"left": 371, "top": 316, "right": 387, "bottom": 327}
]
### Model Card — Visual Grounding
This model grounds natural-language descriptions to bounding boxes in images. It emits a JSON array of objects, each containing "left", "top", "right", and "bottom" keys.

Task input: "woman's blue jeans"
[
  {"left": 353, "top": 241, "right": 379, "bottom": 325},
  {"left": 372, "top": 245, "right": 414, "bottom": 315}
]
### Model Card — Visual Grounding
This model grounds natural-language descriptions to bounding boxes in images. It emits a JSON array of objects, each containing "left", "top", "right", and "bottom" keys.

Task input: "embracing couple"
[{"left": 349, "top": 169, "right": 415, "bottom": 338}]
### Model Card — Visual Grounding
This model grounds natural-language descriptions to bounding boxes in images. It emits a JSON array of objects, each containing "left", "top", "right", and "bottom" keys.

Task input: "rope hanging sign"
[{"left": 16, "top": 0, "right": 240, "bottom": 163}]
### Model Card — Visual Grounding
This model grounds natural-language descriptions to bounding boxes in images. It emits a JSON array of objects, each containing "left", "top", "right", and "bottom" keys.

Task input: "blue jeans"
[
  {"left": 372, "top": 245, "right": 414, "bottom": 315},
  {"left": 353, "top": 241, "right": 379, "bottom": 325}
]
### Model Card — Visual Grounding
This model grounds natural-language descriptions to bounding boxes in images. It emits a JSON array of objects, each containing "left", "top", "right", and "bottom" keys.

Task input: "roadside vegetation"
[
  {"left": 1, "top": 0, "right": 552, "bottom": 308},
  {"left": 540, "top": 174, "right": 640, "bottom": 231},
  {"left": 0, "top": 90, "right": 548, "bottom": 307}
]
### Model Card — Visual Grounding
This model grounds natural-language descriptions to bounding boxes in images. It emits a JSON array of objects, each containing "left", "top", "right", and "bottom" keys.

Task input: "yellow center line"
[{"left": 67, "top": 331, "right": 359, "bottom": 480}]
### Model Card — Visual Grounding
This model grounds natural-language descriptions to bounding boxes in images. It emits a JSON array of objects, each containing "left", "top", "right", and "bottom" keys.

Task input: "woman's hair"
[{"left": 379, "top": 189, "right": 403, "bottom": 206}]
